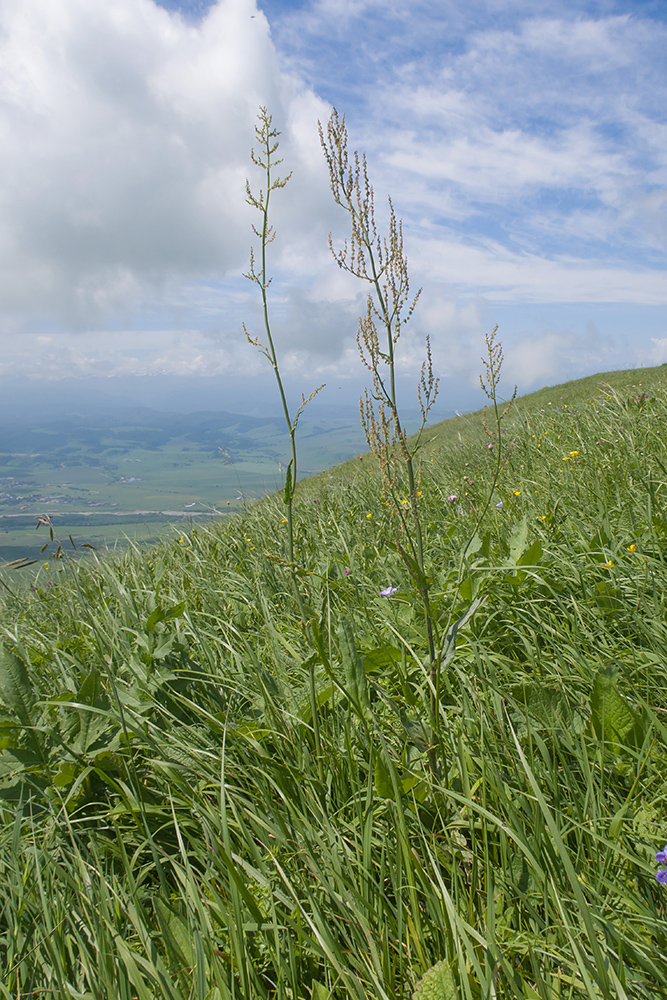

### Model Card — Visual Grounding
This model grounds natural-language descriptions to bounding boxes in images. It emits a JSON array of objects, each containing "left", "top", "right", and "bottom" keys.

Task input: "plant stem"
[{"left": 244, "top": 109, "right": 323, "bottom": 571}]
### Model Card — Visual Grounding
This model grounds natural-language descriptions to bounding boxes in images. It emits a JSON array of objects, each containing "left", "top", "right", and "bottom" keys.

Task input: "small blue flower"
[
  {"left": 656, "top": 845, "right": 667, "bottom": 864},
  {"left": 379, "top": 586, "right": 398, "bottom": 597},
  {"left": 656, "top": 869, "right": 667, "bottom": 885}
]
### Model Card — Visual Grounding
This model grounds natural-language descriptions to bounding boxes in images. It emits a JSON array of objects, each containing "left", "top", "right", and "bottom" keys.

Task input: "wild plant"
[
  {"left": 319, "top": 111, "right": 519, "bottom": 736},
  {"left": 434, "top": 325, "right": 517, "bottom": 703},
  {"left": 319, "top": 108, "right": 440, "bottom": 675},
  {"left": 244, "top": 107, "right": 323, "bottom": 568}
]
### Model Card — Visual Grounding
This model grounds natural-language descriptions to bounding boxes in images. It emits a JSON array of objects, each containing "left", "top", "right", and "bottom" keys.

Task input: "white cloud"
[
  {"left": 503, "top": 325, "right": 618, "bottom": 390},
  {"left": 639, "top": 337, "right": 667, "bottom": 366},
  {"left": 409, "top": 236, "right": 667, "bottom": 304},
  {"left": 0, "top": 0, "right": 331, "bottom": 331},
  {"left": 0, "top": 0, "right": 666, "bottom": 396}
]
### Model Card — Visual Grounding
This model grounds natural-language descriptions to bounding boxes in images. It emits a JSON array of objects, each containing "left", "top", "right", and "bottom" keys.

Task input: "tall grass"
[{"left": 1, "top": 371, "right": 667, "bottom": 997}]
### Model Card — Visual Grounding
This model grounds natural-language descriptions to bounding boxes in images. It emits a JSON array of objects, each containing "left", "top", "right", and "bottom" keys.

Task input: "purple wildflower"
[
  {"left": 495, "top": 501, "right": 503, "bottom": 508},
  {"left": 656, "top": 846, "right": 667, "bottom": 864},
  {"left": 447, "top": 494, "right": 457, "bottom": 502},
  {"left": 379, "top": 586, "right": 398, "bottom": 597},
  {"left": 345, "top": 569, "right": 350, "bottom": 576},
  {"left": 657, "top": 869, "right": 667, "bottom": 885}
]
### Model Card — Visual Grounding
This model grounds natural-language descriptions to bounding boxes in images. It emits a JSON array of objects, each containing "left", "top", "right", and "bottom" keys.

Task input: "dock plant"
[
  {"left": 320, "top": 108, "right": 439, "bottom": 675},
  {"left": 319, "top": 111, "right": 518, "bottom": 742},
  {"left": 244, "top": 107, "right": 323, "bottom": 569}
]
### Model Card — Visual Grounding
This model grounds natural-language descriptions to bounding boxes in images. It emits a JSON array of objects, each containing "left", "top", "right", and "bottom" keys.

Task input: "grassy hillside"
[{"left": 1, "top": 364, "right": 667, "bottom": 999}]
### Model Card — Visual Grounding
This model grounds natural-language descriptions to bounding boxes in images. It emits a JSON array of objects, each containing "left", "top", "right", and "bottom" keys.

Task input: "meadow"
[{"left": 1, "top": 362, "right": 667, "bottom": 999}]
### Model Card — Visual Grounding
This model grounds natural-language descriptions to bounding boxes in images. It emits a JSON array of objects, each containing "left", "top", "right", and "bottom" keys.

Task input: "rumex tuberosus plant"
[
  {"left": 319, "top": 111, "right": 517, "bottom": 737},
  {"left": 319, "top": 108, "right": 440, "bottom": 680},
  {"left": 434, "top": 325, "right": 517, "bottom": 703},
  {"left": 244, "top": 107, "right": 323, "bottom": 568}
]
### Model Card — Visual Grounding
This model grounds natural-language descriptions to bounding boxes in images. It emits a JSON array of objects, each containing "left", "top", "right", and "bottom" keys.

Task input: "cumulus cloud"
[
  {"left": 638, "top": 337, "right": 667, "bottom": 367},
  {"left": 502, "top": 323, "right": 619, "bottom": 391},
  {"left": 0, "top": 0, "right": 331, "bottom": 331},
  {"left": 0, "top": 0, "right": 666, "bottom": 395}
]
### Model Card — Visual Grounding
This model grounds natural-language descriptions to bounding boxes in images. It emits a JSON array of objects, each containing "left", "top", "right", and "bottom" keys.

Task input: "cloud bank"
[
  {"left": 0, "top": 0, "right": 665, "bottom": 400},
  {"left": 0, "top": 0, "right": 330, "bottom": 326}
]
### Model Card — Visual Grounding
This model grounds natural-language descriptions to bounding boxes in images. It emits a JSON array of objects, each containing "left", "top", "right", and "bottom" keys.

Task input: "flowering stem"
[
  {"left": 244, "top": 109, "right": 323, "bottom": 572},
  {"left": 320, "top": 109, "right": 439, "bottom": 715}
]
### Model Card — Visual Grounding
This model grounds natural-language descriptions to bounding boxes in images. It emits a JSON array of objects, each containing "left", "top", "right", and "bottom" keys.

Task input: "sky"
[{"left": 0, "top": 0, "right": 665, "bottom": 415}]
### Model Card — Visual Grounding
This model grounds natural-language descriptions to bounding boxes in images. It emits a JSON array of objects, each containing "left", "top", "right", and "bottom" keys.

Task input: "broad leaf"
[
  {"left": 517, "top": 538, "right": 543, "bottom": 567},
  {"left": 508, "top": 517, "right": 529, "bottom": 565},
  {"left": 0, "top": 643, "right": 35, "bottom": 726},
  {"left": 338, "top": 618, "right": 370, "bottom": 715},
  {"left": 374, "top": 757, "right": 394, "bottom": 800},
  {"left": 591, "top": 666, "right": 644, "bottom": 747}
]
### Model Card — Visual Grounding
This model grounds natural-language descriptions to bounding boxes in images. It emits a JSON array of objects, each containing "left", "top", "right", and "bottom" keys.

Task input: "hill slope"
[{"left": 1, "top": 364, "right": 667, "bottom": 999}]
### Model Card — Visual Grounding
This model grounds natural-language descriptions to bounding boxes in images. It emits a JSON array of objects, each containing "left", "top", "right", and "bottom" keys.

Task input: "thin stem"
[{"left": 245, "top": 109, "right": 324, "bottom": 572}]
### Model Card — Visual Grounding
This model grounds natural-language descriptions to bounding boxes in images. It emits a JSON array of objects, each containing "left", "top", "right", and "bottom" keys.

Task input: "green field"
[
  {"left": 2, "top": 363, "right": 667, "bottom": 998},
  {"left": 0, "top": 404, "right": 368, "bottom": 569}
]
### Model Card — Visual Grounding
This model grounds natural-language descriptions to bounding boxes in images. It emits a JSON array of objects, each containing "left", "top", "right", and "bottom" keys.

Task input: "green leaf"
[
  {"left": 465, "top": 529, "right": 491, "bottom": 561},
  {"left": 397, "top": 546, "right": 431, "bottom": 590},
  {"left": 374, "top": 757, "right": 394, "bottom": 800},
  {"left": 146, "top": 601, "right": 186, "bottom": 632},
  {"left": 511, "top": 682, "right": 569, "bottom": 728},
  {"left": 508, "top": 517, "right": 529, "bottom": 564},
  {"left": 439, "top": 597, "right": 486, "bottom": 667},
  {"left": 52, "top": 760, "right": 85, "bottom": 789},
  {"left": 92, "top": 750, "right": 125, "bottom": 777},
  {"left": 338, "top": 618, "right": 370, "bottom": 715},
  {"left": 592, "top": 581, "right": 623, "bottom": 612},
  {"left": 161, "top": 600, "right": 186, "bottom": 622},
  {"left": 412, "top": 960, "right": 458, "bottom": 1000},
  {"left": 0, "top": 643, "right": 35, "bottom": 726},
  {"left": 363, "top": 645, "right": 402, "bottom": 672},
  {"left": 516, "top": 538, "right": 543, "bottom": 567},
  {"left": 283, "top": 460, "right": 293, "bottom": 505},
  {"left": 464, "top": 532, "right": 483, "bottom": 558},
  {"left": 151, "top": 635, "right": 176, "bottom": 661},
  {"left": 508, "top": 852, "right": 534, "bottom": 896},
  {"left": 154, "top": 899, "right": 194, "bottom": 971},
  {"left": 145, "top": 607, "right": 164, "bottom": 632},
  {"left": 591, "top": 666, "right": 644, "bottom": 747},
  {"left": 311, "top": 982, "right": 330, "bottom": 1000},
  {"left": 0, "top": 713, "right": 22, "bottom": 733}
]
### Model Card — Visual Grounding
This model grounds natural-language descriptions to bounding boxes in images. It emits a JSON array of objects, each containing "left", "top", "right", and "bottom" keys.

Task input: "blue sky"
[{"left": 0, "top": 0, "right": 665, "bottom": 412}]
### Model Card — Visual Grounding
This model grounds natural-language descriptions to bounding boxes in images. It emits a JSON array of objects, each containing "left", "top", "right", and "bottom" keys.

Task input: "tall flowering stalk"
[
  {"left": 244, "top": 108, "right": 323, "bottom": 566},
  {"left": 319, "top": 109, "right": 439, "bottom": 675}
]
